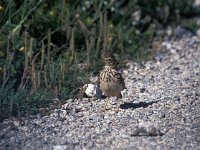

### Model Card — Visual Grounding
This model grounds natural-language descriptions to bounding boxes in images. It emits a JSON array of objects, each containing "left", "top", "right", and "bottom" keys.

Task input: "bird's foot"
[
  {"left": 102, "top": 106, "right": 109, "bottom": 112},
  {"left": 114, "top": 106, "right": 121, "bottom": 113}
]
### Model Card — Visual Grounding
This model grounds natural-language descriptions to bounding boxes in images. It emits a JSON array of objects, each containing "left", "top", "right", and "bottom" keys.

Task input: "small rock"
[
  {"left": 84, "top": 84, "right": 102, "bottom": 99},
  {"left": 140, "top": 88, "right": 146, "bottom": 93}
]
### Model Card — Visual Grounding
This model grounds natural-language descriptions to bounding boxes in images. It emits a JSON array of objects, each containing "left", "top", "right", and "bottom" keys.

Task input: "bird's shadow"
[{"left": 120, "top": 101, "right": 158, "bottom": 109}]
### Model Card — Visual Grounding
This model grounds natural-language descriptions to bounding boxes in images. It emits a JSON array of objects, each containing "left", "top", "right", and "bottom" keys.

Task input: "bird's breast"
[{"left": 99, "top": 68, "right": 124, "bottom": 97}]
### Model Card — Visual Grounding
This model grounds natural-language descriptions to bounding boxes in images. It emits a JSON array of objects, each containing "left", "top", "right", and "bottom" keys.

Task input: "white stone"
[{"left": 84, "top": 84, "right": 102, "bottom": 99}]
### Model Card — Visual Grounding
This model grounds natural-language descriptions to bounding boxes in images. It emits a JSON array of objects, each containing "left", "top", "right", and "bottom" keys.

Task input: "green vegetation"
[{"left": 0, "top": 0, "right": 199, "bottom": 121}]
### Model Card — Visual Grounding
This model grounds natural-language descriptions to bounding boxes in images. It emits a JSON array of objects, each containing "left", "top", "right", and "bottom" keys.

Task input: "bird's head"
[{"left": 103, "top": 52, "right": 118, "bottom": 68}]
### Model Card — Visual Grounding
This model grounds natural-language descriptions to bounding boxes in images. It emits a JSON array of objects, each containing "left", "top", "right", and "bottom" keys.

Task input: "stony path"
[{"left": 0, "top": 35, "right": 200, "bottom": 150}]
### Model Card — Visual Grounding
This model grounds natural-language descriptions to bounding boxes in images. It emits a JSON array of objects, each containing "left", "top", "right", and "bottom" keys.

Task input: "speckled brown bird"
[{"left": 99, "top": 52, "right": 126, "bottom": 111}]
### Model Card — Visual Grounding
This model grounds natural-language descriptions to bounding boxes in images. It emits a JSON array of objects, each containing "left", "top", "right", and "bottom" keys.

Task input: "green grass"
[{"left": 0, "top": 0, "right": 199, "bottom": 121}]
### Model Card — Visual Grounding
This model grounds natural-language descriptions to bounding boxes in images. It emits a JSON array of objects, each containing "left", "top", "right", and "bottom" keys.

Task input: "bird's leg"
[
  {"left": 114, "top": 98, "right": 121, "bottom": 112},
  {"left": 103, "top": 98, "right": 109, "bottom": 112}
]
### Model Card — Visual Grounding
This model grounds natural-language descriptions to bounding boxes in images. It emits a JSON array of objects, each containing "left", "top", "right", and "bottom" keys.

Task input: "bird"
[{"left": 99, "top": 51, "right": 126, "bottom": 112}]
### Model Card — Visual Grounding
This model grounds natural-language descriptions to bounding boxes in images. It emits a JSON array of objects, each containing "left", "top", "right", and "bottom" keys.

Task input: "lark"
[{"left": 99, "top": 52, "right": 126, "bottom": 112}]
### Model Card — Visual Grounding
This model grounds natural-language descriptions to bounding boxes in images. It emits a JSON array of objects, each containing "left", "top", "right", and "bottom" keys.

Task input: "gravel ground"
[{"left": 0, "top": 33, "right": 200, "bottom": 150}]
